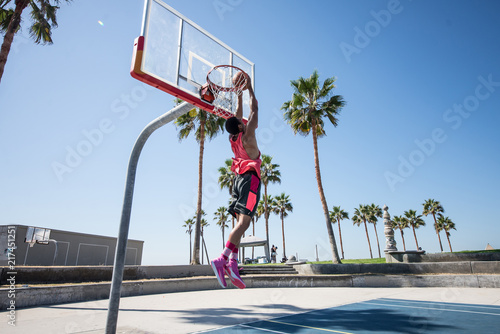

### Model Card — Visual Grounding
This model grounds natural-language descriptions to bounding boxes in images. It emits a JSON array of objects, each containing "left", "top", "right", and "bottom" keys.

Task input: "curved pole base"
[{"left": 105, "top": 102, "right": 194, "bottom": 333}]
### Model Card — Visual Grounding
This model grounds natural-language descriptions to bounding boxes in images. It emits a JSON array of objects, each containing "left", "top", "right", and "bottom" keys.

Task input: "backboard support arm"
[{"left": 105, "top": 101, "right": 194, "bottom": 334}]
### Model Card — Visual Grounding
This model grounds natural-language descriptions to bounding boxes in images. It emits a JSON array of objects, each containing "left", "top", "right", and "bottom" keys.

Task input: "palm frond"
[
  {"left": 0, "top": 4, "right": 14, "bottom": 33},
  {"left": 282, "top": 70, "right": 344, "bottom": 138},
  {"left": 29, "top": 1, "right": 60, "bottom": 44},
  {"left": 260, "top": 154, "right": 281, "bottom": 186}
]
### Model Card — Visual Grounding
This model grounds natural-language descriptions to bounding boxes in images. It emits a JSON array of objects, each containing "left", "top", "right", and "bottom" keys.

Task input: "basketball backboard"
[
  {"left": 25, "top": 226, "right": 51, "bottom": 246},
  {"left": 131, "top": 0, "right": 255, "bottom": 119}
]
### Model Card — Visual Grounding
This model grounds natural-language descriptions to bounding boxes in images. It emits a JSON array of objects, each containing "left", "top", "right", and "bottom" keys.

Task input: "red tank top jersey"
[{"left": 230, "top": 132, "right": 262, "bottom": 178}]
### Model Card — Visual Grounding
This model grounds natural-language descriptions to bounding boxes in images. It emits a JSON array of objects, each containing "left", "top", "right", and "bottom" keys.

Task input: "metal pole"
[
  {"left": 202, "top": 235, "right": 210, "bottom": 264},
  {"left": 105, "top": 102, "right": 194, "bottom": 333},
  {"left": 48, "top": 239, "right": 58, "bottom": 266}
]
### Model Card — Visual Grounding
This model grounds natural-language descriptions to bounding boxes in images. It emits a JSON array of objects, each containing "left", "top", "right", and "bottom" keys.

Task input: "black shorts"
[{"left": 228, "top": 171, "right": 261, "bottom": 218}]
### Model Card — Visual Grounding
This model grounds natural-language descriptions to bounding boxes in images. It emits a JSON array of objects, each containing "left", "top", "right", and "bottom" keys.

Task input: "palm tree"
[
  {"left": 260, "top": 154, "right": 281, "bottom": 255},
  {"left": 422, "top": 199, "right": 445, "bottom": 252},
  {"left": 329, "top": 206, "right": 349, "bottom": 260},
  {"left": 434, "top": 214, "right": 444, "bottom": 252},
  {"left": 439, "top": 216, "right": 456, "bottom": 252},
  {"left": 392, "top": 215, "right": 409, "bottom": 251},
  {"left": 192, "top": 209, "right": 209, "bottom": 264},
  {"left": 368, "top": 203, "right": 383, "bottom": 258},
  {"left": 214, "top": 206, "right": 229, "bottom": 249},
  {"left": 175, "top": 104, "right": 225, "bottom": 264},
  {"left": 352, "top": 204, "right": 373, "bottom": 258},
  {"left": 252, "top": 200, "right": 265, "bottom": 259},
  {"left": 271, "top": 193, "right": 293, "bottom": 260},
  {"left": 218, "top": 158, "right": 236, "bottom": 228},
  {"left": 200, "top": 216, "right": 210, "bottom": 265},
  {"left": 255, "top": 200, "right": 265, "bottom": 230},
  {"left": 281, "top": 70, "right": 345, "bottom": 264},
  {"left": 1, "top": 0, "right": 72, "bottom": 83},
  {"left": 256, "top": 194, "right": 272, "bottom": 257},
  {"left": 182, "top": 218, "right": 195, "bottom": 263},
  {"left": 404, "top": 209, "right": 426, "bottom": 250}
]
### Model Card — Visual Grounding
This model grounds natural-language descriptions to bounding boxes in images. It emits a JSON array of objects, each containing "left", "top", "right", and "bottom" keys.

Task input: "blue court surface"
[{"left": 195, "top": 298, "right": 500, "bottom": 333}]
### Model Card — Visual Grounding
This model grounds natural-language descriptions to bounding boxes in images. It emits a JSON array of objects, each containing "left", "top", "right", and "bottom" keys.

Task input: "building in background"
[{"left": 0, "top": 225, "right": 143, "bottom": 266}]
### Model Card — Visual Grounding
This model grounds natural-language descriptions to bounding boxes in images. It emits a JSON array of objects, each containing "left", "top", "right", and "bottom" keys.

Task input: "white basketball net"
[{"left": 207, "top": 65, "right": 248, "bottom": 119}]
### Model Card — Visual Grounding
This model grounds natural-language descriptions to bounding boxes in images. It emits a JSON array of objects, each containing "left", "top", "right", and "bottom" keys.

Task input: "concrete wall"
[
  {"left": 0, "top": 225, "right": 143, "bottom": 266},
  {"left": 420, "top": 252, "right": 500, "bottom": 262},
  {"left": 293, "top": 261, "right": 500, "bottom": 275},
  {"left": 386, "top": 250, "right": 500, "bottom": 263}
]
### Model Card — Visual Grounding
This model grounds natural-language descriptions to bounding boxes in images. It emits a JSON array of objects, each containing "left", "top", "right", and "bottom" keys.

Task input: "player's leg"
[
  {"left": 210, "top": 214, "right": 249, "bottom": 289},
  {"left": 225, "top": 213, "right": 252, "bottom": 289},
  {"left": 227, "top": 213, "right": 252, "bottom": 247},
  {"left": 210, "top": 189, "right": 240, "bottom": 288}
]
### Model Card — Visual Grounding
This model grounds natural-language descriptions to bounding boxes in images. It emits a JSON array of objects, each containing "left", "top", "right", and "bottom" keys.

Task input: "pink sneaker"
[
  {"left": 210, "top": 256, "right": 227, "bottom": 288},
  {"left": 225, "top": 259, "right": 246, "bottom": 289}
]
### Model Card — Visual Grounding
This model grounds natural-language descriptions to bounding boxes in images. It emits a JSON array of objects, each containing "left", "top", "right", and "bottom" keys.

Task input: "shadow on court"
[
  {"left": 48, "top": 303, "right": 316, "bottom": 327},
  {"left": 283, "top": 307, "right": 458, "bottom": 333},
  {"left": 207, "top": 306, "right": 461, "bottom": 333}
]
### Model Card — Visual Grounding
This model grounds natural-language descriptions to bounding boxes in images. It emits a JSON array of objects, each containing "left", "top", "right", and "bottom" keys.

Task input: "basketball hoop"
[{"left": 206, "top": 65, "right": 248, "bottom": 119}]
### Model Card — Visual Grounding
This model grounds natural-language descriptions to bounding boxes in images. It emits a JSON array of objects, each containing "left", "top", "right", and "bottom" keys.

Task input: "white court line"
[
  {"left": 378, "top": 298, "right": 500, "bottom": 311},
  {"left": 264, "top": 319, "right": 354, "bottom": 333},
  {"left": 191, "top": 320, "right": 292, "bottom": 334},
  {"left": 361, "top": 301, "right": 500, "bottom": 316},
  {"left": 240, "top": 323, "right": 288, "bottom": 333}
]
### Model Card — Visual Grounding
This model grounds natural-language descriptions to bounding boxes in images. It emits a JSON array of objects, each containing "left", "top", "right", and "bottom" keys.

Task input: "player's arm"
[
  {"left": 235, "top": 91, "right": 243, "bottom": 119},
  {"left": 245, "top": 84, "right": 258, "bottom": 134}
]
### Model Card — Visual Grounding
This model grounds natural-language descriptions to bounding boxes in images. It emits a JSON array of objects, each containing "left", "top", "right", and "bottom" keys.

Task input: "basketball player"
[{"left": 210, "top": 72, "right": 261, "bottom": 289}]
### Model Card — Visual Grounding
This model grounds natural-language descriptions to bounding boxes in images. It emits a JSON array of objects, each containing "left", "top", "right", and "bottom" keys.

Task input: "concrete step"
[{"left": 239, "top": 265, "right": 298, "bottom": 275}]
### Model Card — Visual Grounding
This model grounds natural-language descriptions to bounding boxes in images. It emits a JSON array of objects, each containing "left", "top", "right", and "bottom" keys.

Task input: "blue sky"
[{"left": 1, "top": 0, "right": 499, "bottom": 265}]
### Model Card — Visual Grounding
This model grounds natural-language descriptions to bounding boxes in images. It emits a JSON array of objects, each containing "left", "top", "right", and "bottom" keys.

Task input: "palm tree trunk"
[
  {"left": 264, "top": 184, "right": 270, "bottom": 256},
  {"left": 189, "top": 232, "right": 192, "bottom": 263},
  {"left": 435, "top": 230, "right": 444, "bottom": 252},
  {"left": 433, "top": 214, "right": 444, "bottom": 252},
  {"left": 400, "top": 230, "right": 406, "bottom": 251},
  {"left": 202, "top": 233, "right": 210, "bottom": 263},
  {"left": 191, "top": 121, "right": 205, "bottom": 265},
  {"left": 0, "top": 0, "right": 29, "bottom": 83},
  {"left": 363, "top": 220, "right": 373, "bottom": 259},
  {"left": 252, "top": 217, "right": 255, "bottom": 259},
  {"left": 337, "top": 218, "right": 344, "bottom": 259},
  {"left": 201, "top": 230, "right": 204, "bottom": 265},
  {"left": 311, "top": 122, "right": 341, "bottom": 264},
  {"left": 373, "top": 223, "right": 381, "bottom": 258},
  {"left": 281, "top": 215, "right": 286, "bottom": 259},
  {"left": 446, "top": 233, "right": 453, "bottom": 252},
  {"left": 221, "top": 227, "right": 225, "bottom": 250},
  {"left": 412, "top": 225, "right": 419, "bottom": 249}
]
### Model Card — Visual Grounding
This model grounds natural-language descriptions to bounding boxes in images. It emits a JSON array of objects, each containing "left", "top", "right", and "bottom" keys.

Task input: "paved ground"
[{"left": 2, "top": 287, "right": 500, "bottom": 333}]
